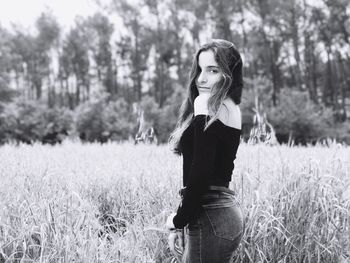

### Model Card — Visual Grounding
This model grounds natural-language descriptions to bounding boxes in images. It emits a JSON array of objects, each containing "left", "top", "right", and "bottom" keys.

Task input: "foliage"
[
  {"left": 74, "top": 93, "right": 137, "bottom": 142},
  {"left": 240, "top": 76, "right": 273, "bottom": 139},
  {"left": 0, "top": 99, "right": 73, "bottom": 144},
  {"left": 156, "top": 86, "right": 185, "bottom": 143},
  {"left": 331, "top": 121, "right": 350, "bottom": 145},
  {"left": 266, "top": 89, "right": 335, "bottom": 144},
  {"left": 139, "top": 85, "right": 185, "bottom": 143},
  {"left": 239, "top": 78, "right": 348, "bottom": 145},
  {"left": 1, "top": 82, "right": 348, "bottom": 145}
]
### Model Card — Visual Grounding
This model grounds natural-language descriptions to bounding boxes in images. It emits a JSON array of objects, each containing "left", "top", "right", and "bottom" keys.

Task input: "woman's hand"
[
  {"left": 168, "top": 232, "right": 178, "bottom": 252},
  {"left": 165, "top": 212, "right": 176, "bottom": 230},
  {"left": 168, "top": 230, "right": 184, "bottom": 257},
  {"left": 166, "top": 212, "right": 184, "bottom": 256}
]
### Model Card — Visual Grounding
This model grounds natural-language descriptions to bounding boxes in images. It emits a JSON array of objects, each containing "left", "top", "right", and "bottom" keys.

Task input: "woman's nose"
[{"left": 197, "top": 72, "right": 207, "bottom": 84}]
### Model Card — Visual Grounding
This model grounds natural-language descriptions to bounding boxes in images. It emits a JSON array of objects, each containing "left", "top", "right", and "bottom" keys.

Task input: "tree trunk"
[
  {"left": 214, "top": 1, "right": 232, "bottom": 41},
  {"left": 170, "top": 1, "right": 186, "bottom": 87},
  {"left": 290, "top": 3, "right": 303, "bottom": 90},
  {"left": 154, "top": 2, "right": 165, "bottom": 107},
  {"left": 112, "top": 58, "right": 118, "bottom": 96},
  {"left": 304, "top": 33, "right": 318, "bottom": 103},
  {"left": 238, "top": 0, "right": 250, "bottom": 75},
  {"left": 76, "top": 82, "right": 80, "bottom": 106},
  {"left": 336, "top": 52, "right": 347, "bottom": 121},
  {"left": 323, "top": 46, "right": 334, "bottom": 107},
  {"left": 256, "top": 0, "right": 280, "bottom": 106}
]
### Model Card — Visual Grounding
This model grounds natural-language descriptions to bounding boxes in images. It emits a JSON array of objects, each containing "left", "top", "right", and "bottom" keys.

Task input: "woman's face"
[{"left": 196, "top": 49, "right": 222, "bottom": 95}]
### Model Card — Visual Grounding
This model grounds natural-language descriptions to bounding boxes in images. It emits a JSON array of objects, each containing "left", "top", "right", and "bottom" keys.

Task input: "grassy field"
[{"left": 0, "top": 140, "right": 349, "bottom": 262}]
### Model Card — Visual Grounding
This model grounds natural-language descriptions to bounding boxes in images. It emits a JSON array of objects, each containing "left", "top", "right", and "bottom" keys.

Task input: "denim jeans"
[{"left": 180, "top": 186, "right": 243, "bottom": 263}]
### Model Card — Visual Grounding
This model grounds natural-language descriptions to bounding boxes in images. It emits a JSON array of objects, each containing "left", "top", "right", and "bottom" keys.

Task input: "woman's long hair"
[{"left": 168, "top": 39, "right": 243, "bottom": 155}]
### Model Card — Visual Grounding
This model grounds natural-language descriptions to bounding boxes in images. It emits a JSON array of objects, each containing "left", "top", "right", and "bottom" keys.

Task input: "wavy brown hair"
[{"left": 168, "top": 39, "right": 243, "bottom": 155}]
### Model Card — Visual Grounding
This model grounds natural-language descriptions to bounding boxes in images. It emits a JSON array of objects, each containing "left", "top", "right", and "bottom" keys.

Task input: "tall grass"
[{"left": 0, "top": 140, "right": 349, "bottom": 262}]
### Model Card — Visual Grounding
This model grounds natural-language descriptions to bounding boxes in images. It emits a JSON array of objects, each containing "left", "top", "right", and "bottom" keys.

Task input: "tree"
[
  {"left": 9, "top": 12, "right": 60, "bottom": 102},
  {"left": 86, "top": 13, "right": 116, "bottom": 97},
  {"left": 0, "top": 26, "right": 17, "bottom": 106},
  {"left": 35, "top": 12, "right": 61, "bottom": 106},
  {"left": 59, "top": 17, "right": 90, "bottom": 108},
  {"left": 112, "top": 0, "right": 152, "bottom": 102}
]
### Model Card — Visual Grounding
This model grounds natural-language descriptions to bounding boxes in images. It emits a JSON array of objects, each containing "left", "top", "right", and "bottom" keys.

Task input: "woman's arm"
[{"left": 173, "top": 115, "right": 218, "bottom": 228}]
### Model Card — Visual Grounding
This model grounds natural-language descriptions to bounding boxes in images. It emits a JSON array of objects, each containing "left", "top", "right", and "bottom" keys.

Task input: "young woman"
[{"left": 165, "top": 39, "right": 244, "bottom": 263}]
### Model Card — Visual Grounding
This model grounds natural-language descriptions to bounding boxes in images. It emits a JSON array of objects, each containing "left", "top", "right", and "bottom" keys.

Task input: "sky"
[{"left": 0, "top": 0, "right": 103, "bottom": 32}]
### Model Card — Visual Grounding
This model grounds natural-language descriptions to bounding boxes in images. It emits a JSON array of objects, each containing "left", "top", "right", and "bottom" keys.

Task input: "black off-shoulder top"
[{"left": 173, "top": 114, "right": 241, "bottom": 229}]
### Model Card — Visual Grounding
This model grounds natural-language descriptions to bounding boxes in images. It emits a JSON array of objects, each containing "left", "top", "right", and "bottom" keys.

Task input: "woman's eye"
[{"left": 209, "top": 69, "right": 219, "bottom": 73}]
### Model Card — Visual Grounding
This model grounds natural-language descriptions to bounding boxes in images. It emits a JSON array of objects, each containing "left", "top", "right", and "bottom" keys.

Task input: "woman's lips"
[{"left": 198, "top": 86, "right": 210, "bottom": 89}]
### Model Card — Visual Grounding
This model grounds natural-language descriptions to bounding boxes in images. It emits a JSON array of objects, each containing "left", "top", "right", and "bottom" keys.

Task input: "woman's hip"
[
  {"left": 181, "top": 188, "right": 244, "bottom": 262},
  {"left": 198, "top": 188, "right": 244, "bottom": 241}
]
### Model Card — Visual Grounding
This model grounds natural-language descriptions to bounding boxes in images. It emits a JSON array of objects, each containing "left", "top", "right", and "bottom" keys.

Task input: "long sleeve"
[{"left": 173, "top": 115, "right": 218, "bottom": 228}]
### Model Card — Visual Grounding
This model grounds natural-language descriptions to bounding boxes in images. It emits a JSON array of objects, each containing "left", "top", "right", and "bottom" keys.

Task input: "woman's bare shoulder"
[{"left": 218, "top": 98, "right": 241, "bottom": 129}]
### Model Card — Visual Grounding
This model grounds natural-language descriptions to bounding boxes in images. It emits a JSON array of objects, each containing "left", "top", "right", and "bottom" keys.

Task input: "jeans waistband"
[
  {"left": 207, "top": 185, "right": 235, "bottom": 195},
  {"left": 179, "top": 185, "right": 235, "bottom": 197}
]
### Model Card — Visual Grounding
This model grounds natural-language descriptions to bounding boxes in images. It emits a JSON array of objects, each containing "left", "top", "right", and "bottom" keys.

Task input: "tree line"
[{"left": 0, "top": 0, "right": 349, "bottom": 145}]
